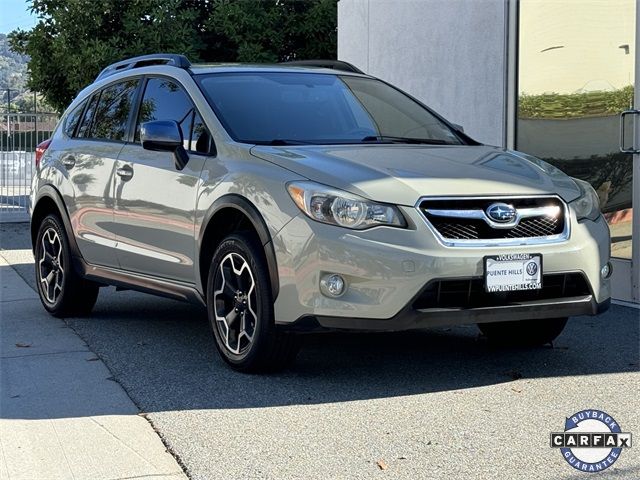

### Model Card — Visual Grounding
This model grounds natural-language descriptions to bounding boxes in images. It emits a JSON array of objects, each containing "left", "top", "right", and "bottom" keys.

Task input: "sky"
[{"left": 0, "top": 0, "right": 37, "bottom": 34}]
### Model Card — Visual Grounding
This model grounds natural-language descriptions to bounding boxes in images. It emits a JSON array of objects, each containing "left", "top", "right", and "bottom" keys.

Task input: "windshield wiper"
[
  {"left": 361, "top": 135, "right": 450, "bottom": 145},
  {"left": 255, "top": 137, "right": 451, "bottom": 146},
  {"left": 258, "top": 139, "right": 317, "bottom": 146}
]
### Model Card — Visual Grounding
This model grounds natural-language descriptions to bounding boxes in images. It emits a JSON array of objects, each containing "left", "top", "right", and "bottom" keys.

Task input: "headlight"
[
  {"left": 570, "top": 178, "right": 601, "bottom": 221},
  {"left": 287, "top": 181, "right": 406, "bottom": 229}
]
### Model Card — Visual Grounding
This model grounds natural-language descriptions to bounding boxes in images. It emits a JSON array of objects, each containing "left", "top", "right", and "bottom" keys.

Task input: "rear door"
[
  {"left": 113, "top": 77, "right": 213, "bottom": 283},
  {"left": 63, "top": 78, "right": 141, "bottom": 267}
]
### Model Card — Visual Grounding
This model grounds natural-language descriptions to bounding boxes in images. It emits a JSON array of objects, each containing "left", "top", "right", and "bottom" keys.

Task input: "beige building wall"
[{"left": 519, "top": 0, "right": 635, "bottom": 94}]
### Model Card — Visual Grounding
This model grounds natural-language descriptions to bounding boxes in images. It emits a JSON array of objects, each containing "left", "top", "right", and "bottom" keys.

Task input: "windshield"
[{"left": 195, "top": 72, "right": 463, "bottom": 145}]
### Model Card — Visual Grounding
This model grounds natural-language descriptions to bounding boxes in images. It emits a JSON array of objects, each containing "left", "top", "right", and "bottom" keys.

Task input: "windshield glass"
[{"left": 195, "top": 72, "right": 463, "bottom": 145}]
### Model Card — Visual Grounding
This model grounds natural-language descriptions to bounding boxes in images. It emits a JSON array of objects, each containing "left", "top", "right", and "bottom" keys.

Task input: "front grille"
[
  {"left": 419, "top": 197, "right": 566, "bottom": 241},
  {"left": 412, "top": 273, "right": 590, "bottom": 310}
]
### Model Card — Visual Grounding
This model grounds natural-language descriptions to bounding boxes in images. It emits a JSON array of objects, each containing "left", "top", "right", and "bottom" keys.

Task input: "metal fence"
[{"left": 1, "top": 113, "right": 58, "bottom": 222}]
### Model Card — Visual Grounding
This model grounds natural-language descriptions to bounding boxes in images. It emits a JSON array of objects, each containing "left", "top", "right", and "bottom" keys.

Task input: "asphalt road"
[{"left": 2, "top": 222, "right": 639, "bottom": 479}]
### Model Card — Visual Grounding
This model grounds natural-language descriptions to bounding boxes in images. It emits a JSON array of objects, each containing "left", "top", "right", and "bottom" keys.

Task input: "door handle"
[
  {"left": 116, "top": 164, "right": 134, "bottom": 181},
  {"left": 61, "top": 155, "right": 76, "bottom": 169},
  {"left": 620, "top": 110, "right": 640, "bottom": 154}
]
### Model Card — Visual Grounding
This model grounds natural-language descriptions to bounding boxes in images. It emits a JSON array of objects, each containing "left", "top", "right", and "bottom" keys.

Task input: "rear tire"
[
  {"left": 34, "top": 214, "right": 99, "bottom": 317},
  {"left": 206, "top": 232, "right": 299, "bottom": 372},
  {"left": 477, "top": 317, "right": 568, "bottom": 346}
]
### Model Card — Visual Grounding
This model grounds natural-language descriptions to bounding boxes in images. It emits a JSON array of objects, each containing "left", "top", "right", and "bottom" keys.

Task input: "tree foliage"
[{"left": 8, "top": 0, "right": 338, "bottom": 112}]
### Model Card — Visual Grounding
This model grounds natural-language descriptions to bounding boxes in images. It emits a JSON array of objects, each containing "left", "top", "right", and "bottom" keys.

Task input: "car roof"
[
  {"left": 68, "top": 56, "right": 371, "bottom": 115},
  {"left": 188, "top": 63, "right": 369, "bottom": 77},
  {"left": 94, "top": 54, "right": 369, "bottom": 83}
]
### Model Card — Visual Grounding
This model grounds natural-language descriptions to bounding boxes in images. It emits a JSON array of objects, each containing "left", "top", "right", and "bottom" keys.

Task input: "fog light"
[
  {"left": 320, "top": 274, "right": 346, "bottom": 297},
  {"left": 601, "top": 262, "right": 612, "bottom": 279}
]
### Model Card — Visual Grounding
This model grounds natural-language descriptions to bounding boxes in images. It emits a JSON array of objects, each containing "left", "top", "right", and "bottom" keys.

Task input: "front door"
[{"left": 113, "top": 77, "right": 212, "bottom": 283}]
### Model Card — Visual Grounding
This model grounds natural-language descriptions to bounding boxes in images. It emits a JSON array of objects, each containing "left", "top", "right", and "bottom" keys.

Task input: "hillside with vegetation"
[
  {"left": 0, "top": 33, "right": 29, "bottom": 91},
  {"left": 1, "top": 32, "right": 53, "bottom": 113},
  {"left": 1, "top": 32, "right": 29, "bottom": 106}
]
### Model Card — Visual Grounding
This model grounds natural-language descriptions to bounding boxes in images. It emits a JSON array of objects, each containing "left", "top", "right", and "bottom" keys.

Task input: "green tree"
[{"left": 8, "top": 0, "right": 337, "bottom": 113}]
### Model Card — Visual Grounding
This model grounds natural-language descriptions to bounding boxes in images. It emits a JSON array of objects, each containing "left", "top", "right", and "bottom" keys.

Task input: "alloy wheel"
[
  {"left": 213, "top": 252, "right": 258, "bottom": 355},
  {"left": 38, "top": 228, "right": 64, "bottom": 304}
]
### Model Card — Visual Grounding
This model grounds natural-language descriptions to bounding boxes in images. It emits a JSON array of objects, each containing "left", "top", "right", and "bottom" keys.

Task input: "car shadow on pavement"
[
  {"left": 57, "top": 288, "right": 639, "bottom": 415},
  {"left": 2, "top": 221, "right": 638, "bottom": 418}
]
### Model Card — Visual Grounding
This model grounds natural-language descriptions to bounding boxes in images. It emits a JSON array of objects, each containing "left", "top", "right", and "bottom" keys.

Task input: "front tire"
[
  {"left": 206, "top": 232, "right": 299, "bottom": 372},
  {"left": 478, "top": 317, "right": 568, "bottom": 346},
  {"left": 34, "top": 214, "right": 99, "bottom": 317}
]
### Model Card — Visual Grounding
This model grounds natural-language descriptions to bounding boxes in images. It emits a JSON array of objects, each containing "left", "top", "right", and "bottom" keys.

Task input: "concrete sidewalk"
[{"left": 0, "top": 252, "right": 187, "bottom": 480}]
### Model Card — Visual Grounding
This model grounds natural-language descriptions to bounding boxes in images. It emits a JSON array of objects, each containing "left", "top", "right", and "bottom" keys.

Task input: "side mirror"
[
  {"left": 140, "top": 120, "right": 189, "bottom": 170},
  {"left": 451, "top": 123, "right": 464, "bottom": 133}
]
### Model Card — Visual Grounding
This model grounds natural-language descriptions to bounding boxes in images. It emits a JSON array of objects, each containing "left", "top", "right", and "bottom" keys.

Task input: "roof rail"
[
  {"left": 280, "top": 59, "right": 365, "bottom": 74},
  {"left": 95, "top": 54, "right": 192, "bottom": 82}
]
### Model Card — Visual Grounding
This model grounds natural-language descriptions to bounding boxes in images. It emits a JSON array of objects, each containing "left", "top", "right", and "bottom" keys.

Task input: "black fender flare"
[
  {"left": 31, "top": 185, "right": 85, "bottom": 274},
  {"left": 32, "top": 185, "right": 80, "bottom": 256},
  {"left": 198, "top": 194, "right": 280, "bottom": 300}
]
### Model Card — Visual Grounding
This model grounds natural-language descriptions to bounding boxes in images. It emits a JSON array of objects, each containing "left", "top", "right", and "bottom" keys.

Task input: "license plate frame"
[{"left": 483, "top": 253, "right": 543, "bottom": 293}]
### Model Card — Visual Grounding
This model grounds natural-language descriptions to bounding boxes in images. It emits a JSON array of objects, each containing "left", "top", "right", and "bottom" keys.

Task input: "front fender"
[{"left": 197, "top": 194, "right": 281, "bottom": 300}]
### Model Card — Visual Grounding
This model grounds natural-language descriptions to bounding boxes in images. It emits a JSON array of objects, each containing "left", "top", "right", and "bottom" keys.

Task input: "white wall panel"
[{"left": 338, "top": 0, "right": 508, "bottom": 146}]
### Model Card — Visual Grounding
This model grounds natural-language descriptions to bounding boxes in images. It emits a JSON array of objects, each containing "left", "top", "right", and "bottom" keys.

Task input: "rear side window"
[
  {"left": 77, "top": 93, "right": 100, "bottom": 138},
  {"left": 136, "top": 78, "right": 212, "bottom": 153},
  {"left": 63, "top": 99, "right": 87, "bottom": 137},
  {"left": 89, "top": 79, "right": 140, "bottom": 141}
]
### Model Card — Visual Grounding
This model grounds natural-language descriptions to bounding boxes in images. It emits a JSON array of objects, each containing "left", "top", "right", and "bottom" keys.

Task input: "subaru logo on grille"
[{"left": 486, "top": 203, "right": 517, "bottom": 223}]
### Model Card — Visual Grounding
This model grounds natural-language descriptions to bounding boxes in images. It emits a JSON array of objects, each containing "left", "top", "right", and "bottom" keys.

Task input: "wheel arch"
[
  {"left": 198, "top": 194, "right": 280, "bottom": 301},
  {"left": 31, "top": 185, "right": 81, "bottom": 260}
]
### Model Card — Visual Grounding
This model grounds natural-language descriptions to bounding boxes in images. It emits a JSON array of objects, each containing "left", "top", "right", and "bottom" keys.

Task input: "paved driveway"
[{"left": 2, "top": 223, "right": 639, "bottom": 479}]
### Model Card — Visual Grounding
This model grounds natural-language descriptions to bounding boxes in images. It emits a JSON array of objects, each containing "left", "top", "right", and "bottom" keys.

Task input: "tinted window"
[
  {"left": 191, "top": 112, "right": 211, "bottom": 154},
  {"left": 64, "top": 99, "right": 87, "bottom": 137},
  {"left": 195, "top": 72, "right": 461, "bottom": 145},
  {"left": 343, "top": 76, "right": 459, "bottom": 142},
  {"left": 90, "top": 79, "right": 139, "bottom": 141},
  {"left": 136, "top": 78, "right": 194, "bottom": 150},
  {"left": 77, "top": 93, "right": 100, "bottom": 138}
]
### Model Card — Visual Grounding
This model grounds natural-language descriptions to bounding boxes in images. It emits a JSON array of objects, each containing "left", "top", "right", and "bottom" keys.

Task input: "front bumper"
[
  {"left": 288, "top": 297, "right": 610, "bottom": 332},
  {"left": 272, "top": 207, "right": 611, "bottom": 330}
]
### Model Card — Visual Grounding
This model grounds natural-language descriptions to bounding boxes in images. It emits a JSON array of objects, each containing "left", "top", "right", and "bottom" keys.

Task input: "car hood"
[{"left": 250, "top": 144, "right": 581, "bottom": 206}]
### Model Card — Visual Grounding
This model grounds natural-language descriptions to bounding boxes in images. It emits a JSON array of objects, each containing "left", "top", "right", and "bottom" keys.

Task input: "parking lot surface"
[{"left": 2, "top": 222, "right": 639, "bottom": 479}]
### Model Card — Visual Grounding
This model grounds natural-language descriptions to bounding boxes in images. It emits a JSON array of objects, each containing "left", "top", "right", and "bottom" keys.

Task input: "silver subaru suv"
[{"left": 30, "top": 54, "right": 611, "bottom": 372}]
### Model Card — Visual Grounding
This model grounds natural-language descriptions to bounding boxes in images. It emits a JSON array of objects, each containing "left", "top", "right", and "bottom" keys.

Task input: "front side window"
[
  {"left": 136, "top": 78, "right": 194, "bottom": 151},
  {"left": 195, "top": 72, "right": 463, "bottom": 145},
  {"left": 90, "top": 79, "right": 140, "bottom": 141},
  {"left": 191, "top": 112, "right": 212, "bottom": 154}
]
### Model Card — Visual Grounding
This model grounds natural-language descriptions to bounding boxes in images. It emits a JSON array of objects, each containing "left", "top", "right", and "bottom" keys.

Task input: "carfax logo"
[{"left": 551, "top": 409, "right": 632, "bottom": 473}]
